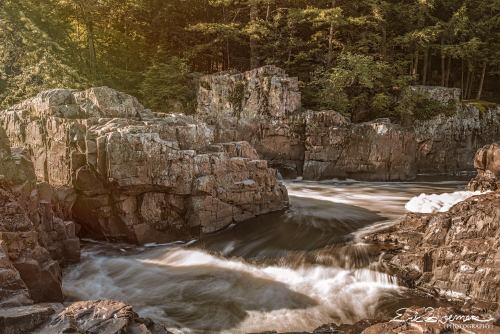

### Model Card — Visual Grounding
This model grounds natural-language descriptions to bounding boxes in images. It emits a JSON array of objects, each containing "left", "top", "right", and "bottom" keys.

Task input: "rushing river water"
[{"left": 63, "top": 178, "right": 467, "bottom": 334}]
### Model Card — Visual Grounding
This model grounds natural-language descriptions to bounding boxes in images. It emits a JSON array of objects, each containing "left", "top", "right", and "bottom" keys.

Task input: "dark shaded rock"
[
  {"left": 0, "top": 129, "right": 80, "bottom": 304},
  {"left": 0, "top": 304, "right": 57, "bottom": 334}
]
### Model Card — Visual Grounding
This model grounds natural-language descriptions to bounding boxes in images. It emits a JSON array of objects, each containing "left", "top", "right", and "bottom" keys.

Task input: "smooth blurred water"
[{"left": 63, "top": 179, "right": 465, "bottom": 333}]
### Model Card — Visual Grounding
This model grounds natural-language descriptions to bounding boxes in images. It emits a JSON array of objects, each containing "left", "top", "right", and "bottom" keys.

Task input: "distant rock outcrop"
[
  {"left": 197, "top": 65, "right": 305, "bottom": 178},
  {"left": 0, "top": 87, "right": 288, "bottom": 244},
  {"left": 414, "top": 106, "right": 500, "bottom": 174},
  {"left": 303, "top": 112, "right": 416, "bottom": 181},
  {"left": 197, "top": 66, "right": 500, "bottom": 180}
]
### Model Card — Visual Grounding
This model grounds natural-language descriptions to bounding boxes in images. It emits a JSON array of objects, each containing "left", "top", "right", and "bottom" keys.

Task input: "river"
[{"left": 63, "top": 178, "right": 467, "bottom": 333}]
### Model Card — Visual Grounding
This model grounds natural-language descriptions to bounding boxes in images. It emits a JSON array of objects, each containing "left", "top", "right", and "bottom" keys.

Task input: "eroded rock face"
[
  {"left": 197, "top": 65, "right": 301, "bottom": 119},
  {"left": 468, "top": 142, "right": 500, "bottom": 191},
  {"left": 415, "top": 106, "right": 500, "bottom": 174},
  {"left": 0, "top": 129, "right": 80, "bottom": 304},
  {"left": 197, "top": 65, "right": 305, "bottom": 178},
  {"left": 368, "top": 191, "right": 500, "bottom": 314},
  {"left": 0, "top": 87, "right": 288, "bottom": 244},
  {"left": 303, "top": 112, "right": 416, "bottom": 181}
]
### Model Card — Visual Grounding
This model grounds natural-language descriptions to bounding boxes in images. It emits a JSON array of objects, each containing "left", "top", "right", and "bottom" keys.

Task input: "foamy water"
[
  {"left": 64, "top": 246, "right": 400, "bottom": 333},
  {"left": 63, "top": 178, "right": 466, "bottom": 333},
  {"left": 405, "top": 190, "right": 486, "bottom": 213}
]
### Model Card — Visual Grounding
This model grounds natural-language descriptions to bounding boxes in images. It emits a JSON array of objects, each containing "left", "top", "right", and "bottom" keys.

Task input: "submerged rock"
[{"left": 0, "top": 87, "right": 288, "bottom": 244}]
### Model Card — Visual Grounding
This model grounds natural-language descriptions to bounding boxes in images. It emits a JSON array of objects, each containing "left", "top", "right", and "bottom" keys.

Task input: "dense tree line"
[{"left": 1, "top": 0, "right": 499, "bottom": 121}]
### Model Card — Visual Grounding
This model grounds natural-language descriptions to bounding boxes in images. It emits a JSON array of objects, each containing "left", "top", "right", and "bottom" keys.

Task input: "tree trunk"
[
  {"left": 461, "top": 59, "right": 464, "bottom": 99},
  {"left": 445, "top": 56, "right": 451, "bottom": 87},
  {"left": 327, "top": 0, "right": 337, "bottom": 65},
  {"left": 422, "top": 46, "right": 429, "bottom": 85},
  {"left": 249, "top": 3, "right": 259, "bottom": 69},
  {"left": 440, "top": 38, "right": 445, "bottom": 86},
  {"left": 476, "top": 63, "right": 486, "bottom": 100},
  {"left": 413, "top": 49, "right": 419, "bottom": 79},
  {"left": 467, "top": 68, "right": 474, "bottom": 99},
  {"left": 382, "top": 25, "right": 387, "bottom": 59},
  {"left": 77, "top": 1, "right": 97, "bottom": 79}
]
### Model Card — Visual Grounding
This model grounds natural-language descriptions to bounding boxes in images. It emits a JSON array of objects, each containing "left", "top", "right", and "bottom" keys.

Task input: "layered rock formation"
[
  {"left": 409, "top": 85, "right": 461, "bottom": 103},
  {"left": 197, "top": 66, "right": 500, "bottom": 180},
  {"left": 0, "top": 87, "right": 288, "bottom": 244},
  {"left": 0, "top": 128, "right": 79, "bottom": 305},
  {"left": 414, "top": 105, "right": 500, "bottom": 174},
  {"left": 303, "top": 112, "right": 416, "bottom": 181},
  {"left": 197, "top": 65, "right": 305, "bottom": 178}
]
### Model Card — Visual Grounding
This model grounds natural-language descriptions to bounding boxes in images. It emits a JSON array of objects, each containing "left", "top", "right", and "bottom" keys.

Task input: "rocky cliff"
[
  {"left": 303, "top": 112, "right": 416, "bottom": 181},
  {"left": 197, "top": 65, "right": 305, "bottom": 178},
  {"left": 0, "top": 128, "right": 79, "bottom": 306},
  {"left": 367, "top": 145, "right": 500, "bottom": 315},
  {"left": 0, "top": 87, "right": 288, "bottom": 244},
  {"left": 197, "top": 67, "right": 500, "bottom": 181},
  {"left": 414, "top": 106, "right": 500, "bottom": 174}
]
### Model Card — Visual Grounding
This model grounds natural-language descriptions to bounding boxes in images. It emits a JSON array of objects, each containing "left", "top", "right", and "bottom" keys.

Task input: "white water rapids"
[{"left": 63, "top": 178, "right": 467, "bottom": 333}]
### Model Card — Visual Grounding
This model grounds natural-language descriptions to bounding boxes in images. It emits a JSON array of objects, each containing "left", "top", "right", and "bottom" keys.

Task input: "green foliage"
[
  {"left": 0, "top": 0, "right": 87, "bottom": 108},
  {"left": 311, "top": 52, "right": 408, "bottom": 120},
  {"left": 0, "top": 0, "right": 498, "bottom": 119},
  {"left": 396, "top": 91, "right": 456, "bottom": 121},
  {"left": 140, "top": 57, "right": 195, "bottom": 114}
]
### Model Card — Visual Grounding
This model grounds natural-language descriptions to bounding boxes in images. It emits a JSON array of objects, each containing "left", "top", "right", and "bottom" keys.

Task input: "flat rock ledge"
[{"left": 0, "top": 87, "right": 289, "bottom": 244}]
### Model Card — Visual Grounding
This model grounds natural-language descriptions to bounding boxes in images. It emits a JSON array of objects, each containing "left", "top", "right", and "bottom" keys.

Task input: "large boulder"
[
  {"left": 0, "top": 87, "right": 288, "bottom": 244},
  {"left": 408, "top": 85, "right": 462, "bottom": 104},
  {"left": 303, "top": 112, "right": 416, "bottom": 181},
  {"left": 34, "top": 300, "right": 170, "bottom": 334},
  {"left": 0, "top": 300, "right": 170, "bottom": 334},
  {"left": 468, "top": 142, "right": 500, "bottom": 191}
]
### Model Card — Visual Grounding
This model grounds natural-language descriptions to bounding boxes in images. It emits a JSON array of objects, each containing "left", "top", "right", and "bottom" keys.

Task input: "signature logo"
[{"left": 390, "top": 307, "right": 495, "bottom": 325}]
